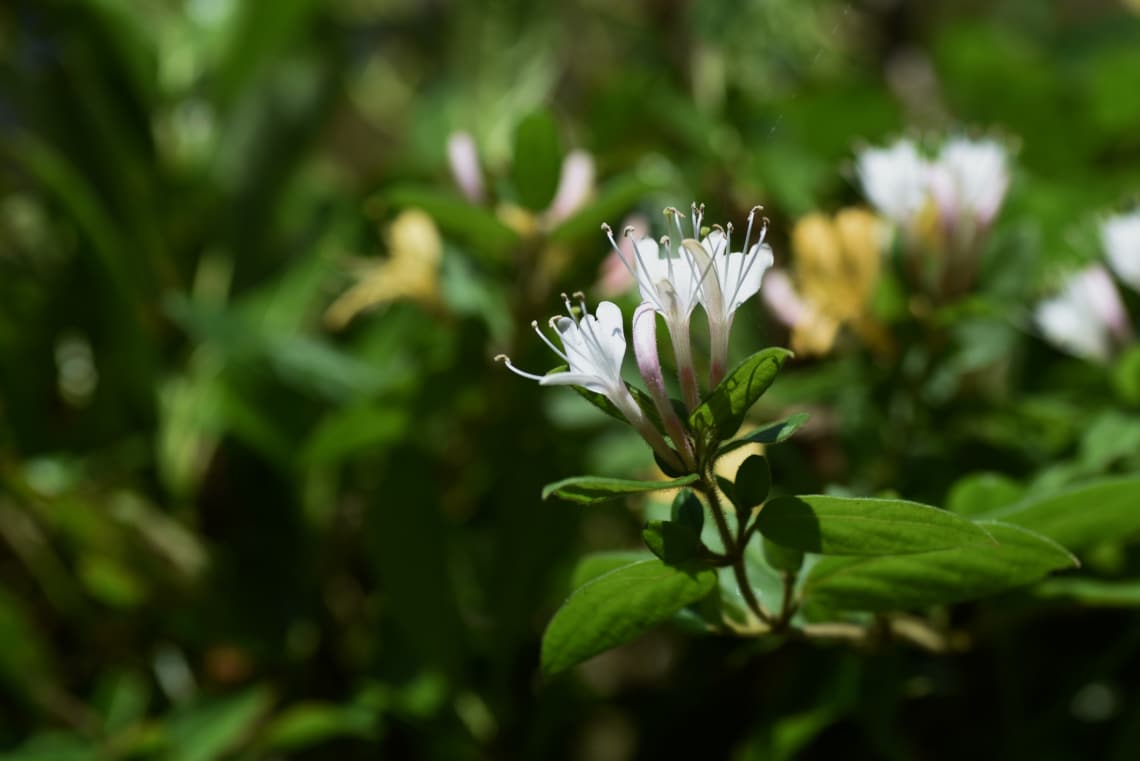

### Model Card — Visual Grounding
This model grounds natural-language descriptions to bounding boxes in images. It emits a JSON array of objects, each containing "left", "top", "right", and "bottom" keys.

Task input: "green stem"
[{"left": 700, "top": 475, "right": 772, "bottom": 625}]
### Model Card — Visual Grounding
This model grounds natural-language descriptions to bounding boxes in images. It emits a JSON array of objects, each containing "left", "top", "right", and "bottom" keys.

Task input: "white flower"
[
  {"left": 856, "top": 139, "right": 930, "bottom": 226},
  {"left": 928, "top": 137, "right": 1010, "bottom": 228},
  {"left": 693, "top": 209, "right": 775, "bottom": 385},
  {"left": 1035, "top": 265, "right": 1131, "bottom": 362},
  {"left": 497, "top": 296, "right": 683, "bottom": 469},
  {"left": 1103, "top": 210, "right": 1140, "bottom": 293},
  {"left": 543, "top": 150, "right": 595, "bottom": 226},
  {"left": 446, "top": 132, "right": 484, "bottom": 203},
  {"left": 498, "top": 296, "right": 628, "bottom": 397}
]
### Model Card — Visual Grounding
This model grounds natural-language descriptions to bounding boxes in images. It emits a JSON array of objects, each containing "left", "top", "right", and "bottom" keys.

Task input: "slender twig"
[{"left": 699, "top": 476, "right": 773, "bottom": 625}]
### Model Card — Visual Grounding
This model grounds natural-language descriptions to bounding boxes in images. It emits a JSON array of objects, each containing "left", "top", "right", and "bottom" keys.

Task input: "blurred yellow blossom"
[
  {"left": 324, "top": 208, "right": 443, "bottom": 329},
  {"left": 763, "top": 208, "right": 889, "bottom": 356}
]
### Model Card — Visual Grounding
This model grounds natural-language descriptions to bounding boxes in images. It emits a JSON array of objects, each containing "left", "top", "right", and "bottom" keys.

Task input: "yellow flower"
[
  {"left": 768, "top": 208, "right": 888, "bottom": 356},
  {"left": 324, "top": 208, "right": 443, "bottom": 329}
]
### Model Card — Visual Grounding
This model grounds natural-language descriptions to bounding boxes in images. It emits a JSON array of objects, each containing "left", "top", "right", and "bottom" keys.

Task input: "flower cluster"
[
  {"left": 856, "top": 135, "right": 1011, "bottom": 300},
  {"left": 1035, "top": 210, "right": 1140, "bottom": 362},
  {"left": 497, "top": 203, "right": 775, "bottom": 470}
]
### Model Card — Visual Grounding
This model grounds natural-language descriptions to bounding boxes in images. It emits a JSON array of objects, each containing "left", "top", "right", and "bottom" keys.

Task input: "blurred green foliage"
[{"left": 1, "top": 0, "right": 1140, "bottom": 759}]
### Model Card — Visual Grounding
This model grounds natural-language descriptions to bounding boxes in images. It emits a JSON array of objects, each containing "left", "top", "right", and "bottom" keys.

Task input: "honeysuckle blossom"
[
  {"left": 856, "top": 138, "right": 930, "bottom": 227},
  {"left": 324, "top": 209, "right": 443, "bottom": 330},
  {"left": 762, "top": 209, "right": 887, "bottom": 357},
  {"left": 605, "top": 203, "right": 774, "bottom": 407},
  {"left": 543, "top": 150, "right": 596, "bottom": 226},
  {"left": 688, "top": 209, "right": 775, "bottom": 386},
  {"left": 446, "top": 132, "right": 484, "bottom": 203},
  {"left": 603, "top": 210, "right": 707, "bottom": 409},
  {"left": 496, "top": 296, "right": 683, "bottom": 470},
  {"left": 1103, "top": 210, "right": 1140, "bottom": 293},
  {"left": 927, "top": 137, "right": 1010, "bottom": 229},
  {"left": 1035, "top": 265, "right": 1131, "bottom": 362},
  {"left": 632, "top": 302, "right": 695, "bottom": 468},
  {"left": 445, "top": 131, "right": 595, "bottom": 232}
]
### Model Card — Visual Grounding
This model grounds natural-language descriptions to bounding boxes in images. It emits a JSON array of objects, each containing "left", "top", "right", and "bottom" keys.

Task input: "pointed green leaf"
[
  {"left": 734, "top": 455, "right": 771, "bottom": 511},
  {"left": 802, "top": 521, "right": 1079, "bottom": 612},
  {"left": 511, "top": 111, "right": 562, "bottom": 211},
  {"left": 671, "top": 489, "right": 705, "bottom": 533},
  {"left": 569, "top": 551, "right": 654, "bottom": 590},
  {"left": 756, "top": 495, "right": 993, "bottom": 556},
  {"left": 642, "top": 520, "right": 701, "bottom": 564},
  {"left": 978, "top": 477, "right": 1140, "bottom": 552},
  {"left": 690, "top": 348, "right": 793, "bottom": 446},
  {"left": 717, "top": 411, "right": 811, "bottom": 457},
  {"left": 542, "top": 474, "right": 699, "bottom": 505},
  {"left": 541, "top": 559, "right": 717, "bottom": 676},
  {"left": 762, "top": 537, "right": 804, "bottom": 573}
]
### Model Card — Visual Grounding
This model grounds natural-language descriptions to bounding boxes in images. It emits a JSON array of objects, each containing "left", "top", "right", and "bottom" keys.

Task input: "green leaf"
[
  {"left": 259, "top": 701, "right": 376, "bottom": 751},
  {"left": 946, "top": 472, "right": 1025, "bottom": 517},
  {"left": 382, "top": 186, "right": 518, "bottom": 263},
  {"left": 802, "top": 521, "right": 1078, "bottom": 612},
  {"left": 1034, "top": 577, "right": 1140, "bottom": 608},
  {"left": 642, "top": 520, "right": 701, "bottom": 564},
  {"left": 717, "top": 411, "right": 811, "bottom": 457},
  {"left": 978, "top": 477, "right": 1140, "bottom": 552},
  {"left": 542, "top": 474, "right": 699, "bottom": 505},
  {"left": 541, "top": 559, "right": 717, "bottom": 676},
  {"left": 762, "top": 537, "right": 804, "bottom": 573},
  {"left": 511, "top": 111, "right": 562, "bottom": 211},
  {"left": 690, "top": 348, "right": 793, "bottom": 447},
  {"left": 734, "top": 455, "right": 771, "bottom": 511},
  {"left": 671, "top": 489, "right": 704, "bottom": 533},
  {"left": 756, "top": 495, "right": 993, "bottom": 556},
  {"left": 568, "top": 551, "right": 654, "bottom": 590}
]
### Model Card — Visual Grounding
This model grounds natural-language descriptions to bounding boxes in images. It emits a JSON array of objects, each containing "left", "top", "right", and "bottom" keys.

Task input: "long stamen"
[
  {"left": 727, "top": 216, "right": 770, "bottom": 311},
  {"left": 740, "top": 205, "right": 764, "bottom": 259},
  {"left": 495, "top": 354, "right": 545, "bottom": 381},
  {"left": 691, "top": 202, "right": 705, "bottom": 239},
  {"left": 531, "top": 320, "right": 568, "bottom": 362},
  {"left": 619, "top": 227, "right": 665, "bottom": 312}
]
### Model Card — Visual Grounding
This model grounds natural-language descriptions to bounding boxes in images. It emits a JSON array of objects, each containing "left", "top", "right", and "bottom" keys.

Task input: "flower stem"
[{"left": 699, "top": 475, "right": 772, "bottom": 625}]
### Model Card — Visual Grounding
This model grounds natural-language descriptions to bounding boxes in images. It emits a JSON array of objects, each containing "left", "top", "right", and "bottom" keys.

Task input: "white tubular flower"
[
  {"left": 632, "top": 302, "right": 695, "bottom": 468},
  {"left": 544, "top": 150, "right": 595, "bottom": 226},
  {"left": 497, "top": 295, "right": 683, "bottom": 470},
  {"left": 694, "top": 207, "right": 775, "bottom": 386},
  {"left": 446, "top": 132, "right": 485, "bottom": 203},
  {"left": 603, "top": 206, "right": 713, "bottom": 411},
  {"left": 856, "top": 138, "right": 930, "bottom": 227},
  {"left": 928, "top": 137, "right": 1010, "bottom": 228},
  {"left": 1034, "top": 265, "right": 1131, "bottom": 363},
  {"left": 1103, "top": 210, "right": 1140, "bottom": 293}
]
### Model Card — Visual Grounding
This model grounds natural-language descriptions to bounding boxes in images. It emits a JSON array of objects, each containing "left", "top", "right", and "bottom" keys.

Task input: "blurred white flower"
[
  {"left": 1035, "top": 265, "right": 1131, "bottom": 362},
  {"left": 446, "top": 132, "right": 485, "bottom": 203},
  {"left": 543, "top": 150, "right": 595, "bottom": 226},
  {"left": 1102, "top": 210, "right": 1140, "bottom": 293},
  {"left": 928, "top": 137, "right": 1010, "bottom": 228},
  {"left": 856, "top": 138, "right": 930, "bottom": 226}
]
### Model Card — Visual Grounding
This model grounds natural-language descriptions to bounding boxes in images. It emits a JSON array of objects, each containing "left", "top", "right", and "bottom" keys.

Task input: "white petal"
[
  {"left": 1103, "top": 211, "right": 1140, "bottom": 293},
  {"left": 857, "top": 139, "right": 930, "bottom": 225},
  {"left": 592, "top": 300, "right": 628, "bottom": 375},
  {"left": 761, "top": 269, "right": 809, "bottom": 327},
  {"left": 721, "top": 243, "right": 775, "bottom": 311}
]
